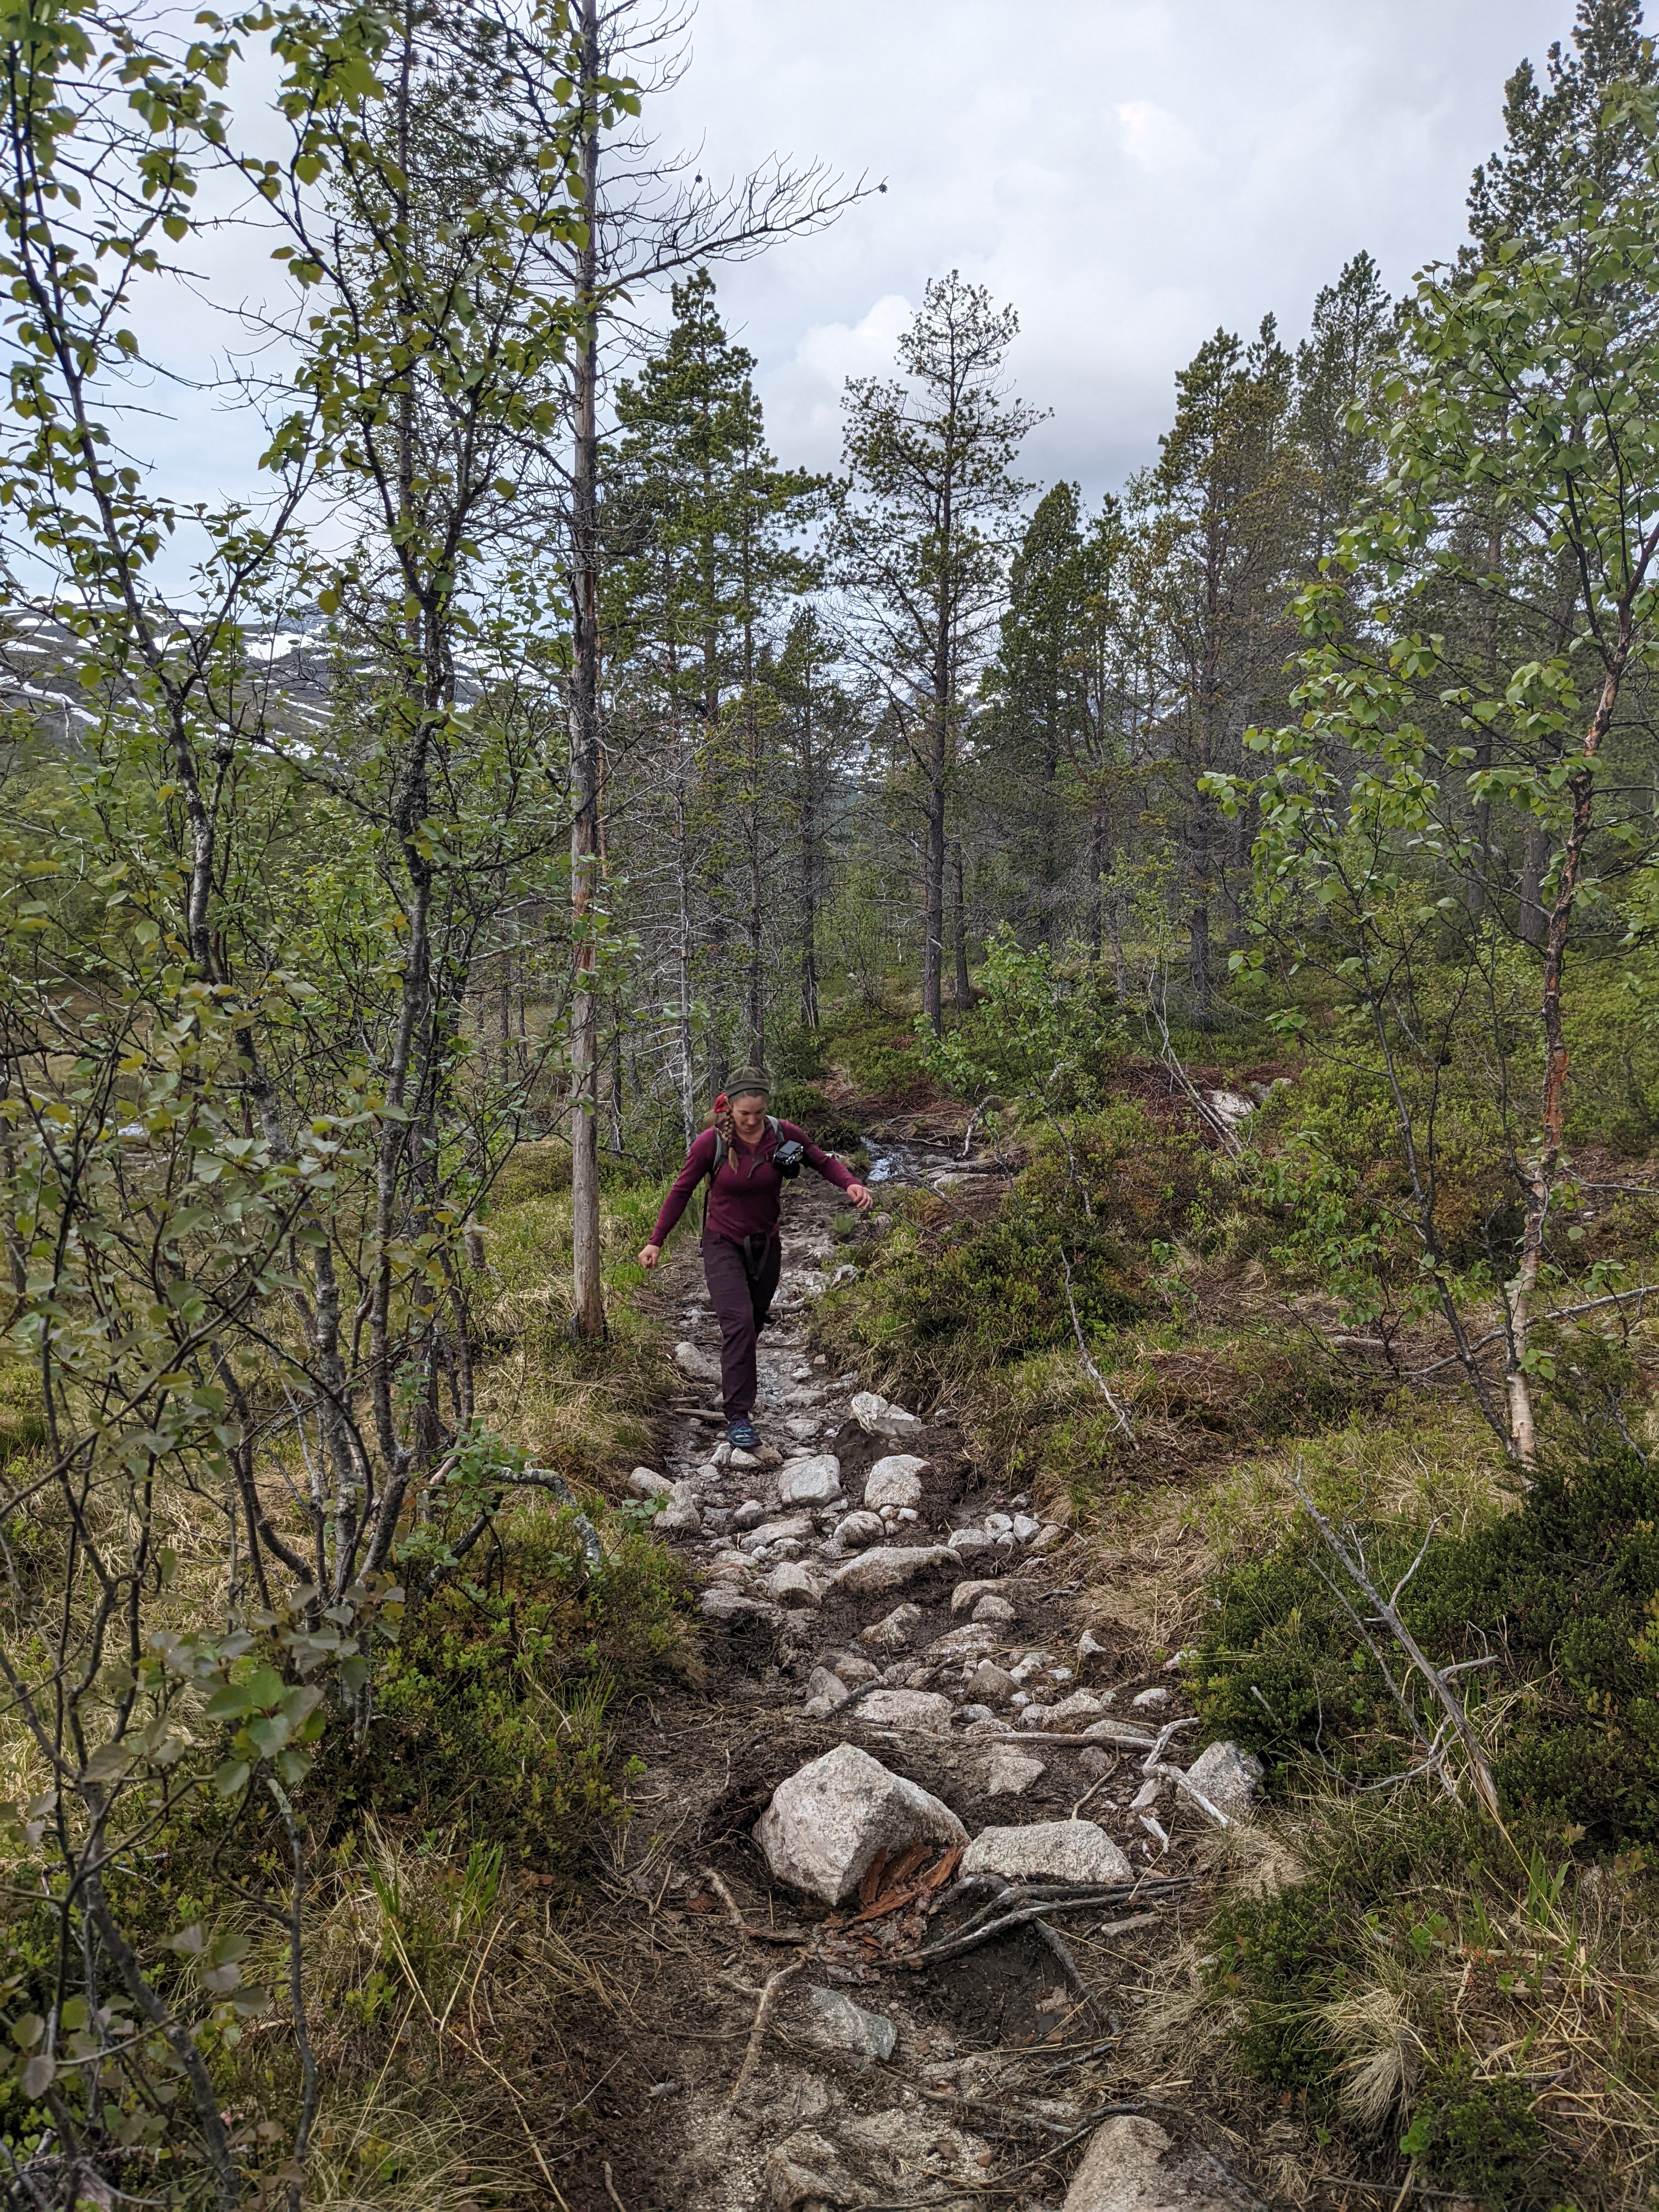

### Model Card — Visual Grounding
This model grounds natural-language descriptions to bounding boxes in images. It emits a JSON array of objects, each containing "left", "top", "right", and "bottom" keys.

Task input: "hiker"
[{"left": 637, "top": 1067, "right": 873, "bottom": 1451}]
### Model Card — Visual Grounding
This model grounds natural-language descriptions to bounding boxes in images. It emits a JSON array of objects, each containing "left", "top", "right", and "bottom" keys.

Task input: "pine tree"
[{"left": 837, "top": 273, "right": 1041, "bottom": 1030}]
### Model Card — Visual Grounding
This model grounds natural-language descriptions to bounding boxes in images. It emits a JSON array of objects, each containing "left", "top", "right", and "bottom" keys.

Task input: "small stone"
[
  {"left": 703, "top": 1508, "right": 730, "bottom": 1534},
  {"left": 923, "top": 1623, "right": 999, "bottom": 1660},
  {"left": 962, "top": 1820, "right": 1133, "bottom": 1886},
  {"left": 674, "top": 1340, "right": 721, "bottom": 1384},
  {"left": 857, "top": 1688, "right": 952, "bottom": 1734},
  {"left": 1045, "top": 1690, "right": 1107, "bottom": 1729},
  {"left": 947, "top": 1528, "right": 993, "bottom": 1556},
  {"left": 628, "top": 1468, "right": 673, "bottom": 1498},
  {"left": 896, "top": 1506, "right": 919, "bottom": 1523},
  {"left": 1077, "top": 1747, "right": 1114, "bottom": 1777},
  {"left": 968, "top": 1659, "right": 1018, "bottom": 1703},
  {"left": 1011, "top": 1513, "right": 1042, "bottom": 1543},
  {"left": 732, "top": 1499, "right": 765, "bottom": 1532},
  {"left": 832, "top": 1510, "right": 885, "bottom": 1549},
  {"left": 950, "top": 1578, "right": 1002, "bottom": 1615},
  {"left": 983, "top": 1511, "right": 1013, "bottom": 1534},
  {"left": 830, "top": 1544, "right": 953, "bottom": 1596},
  {"left": 1029, "top": 1523, "right": 1068, "bottom": 1554},
  {"left": 806, "top": 1984, "right": 897, "bottom": 2063},
  {"left": 832, "top": 1652, "right": 881, "bottom": 1686},
  {"left": 849, "top": 1390, "right": 924, "bottom": 1438},
  {"left": 710, "top": 1441, "right": 732, "bottom": 1467},
  {"left": 699, "top": 1587, "right": 778, "bottom": 1625},
  {"left": 658, "top": 1495, "right": 702, "bottom": 1534},
  {"left": 972, "top": 1593, "right": 1015, "bottom": 1623},
  {"left": 805, "top": 1667, "right": 851, "bottom": 1711},
  {"left": 753, "top": 1514, "right": 815, "bottom": 1545},
  {"left": 1131, "top": 1685, "right": 1170, "bottom": 1710},
  {"left": 1183, "top": 1740, "right": 1265, "bottom": 1824},
  {"left": 859, "top": 1603, "right": 921, "bottom": 1651},
  {"left": 863, "top": 1453, "right": 929, "bottom": 1509},
  {"left": 983, "top": 1746, "right": 1046, "bottom": 1797},
  {"left": 780, "top": 1453, "right": 844, "bottom": 1505},
  {"left": 1078, "top": 1628, "right": 1109, "bottom": 1662},
  {"left": 1061, "top": 2114, "right": 1260, "bottom": 2211},
  {"left": 729, "top": 1446, "right": 764, "bottom": 1471},
  {"left": 765, "top": 1561, "right": 823, "bottom": 1608},
  {"left": 754, "top": 1743, "right": 966, "bottom": 1905},
  {"left": 961, "top": 1702, "right": 996, "bottom": 1724},
  {"left": 1082, "top": 1718, "right": 1159, "bottom": 1748}
]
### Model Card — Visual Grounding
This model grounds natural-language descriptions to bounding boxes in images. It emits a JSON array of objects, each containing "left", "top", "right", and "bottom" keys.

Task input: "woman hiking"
[{"left": 638, "top": 1068, "right": 872, "bottom": 1452}]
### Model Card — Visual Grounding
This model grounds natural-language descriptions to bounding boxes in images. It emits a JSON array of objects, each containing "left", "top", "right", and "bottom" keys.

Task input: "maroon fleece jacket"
[{"left": 650, "top": 1119, "right": 856, "bottom": 1246}]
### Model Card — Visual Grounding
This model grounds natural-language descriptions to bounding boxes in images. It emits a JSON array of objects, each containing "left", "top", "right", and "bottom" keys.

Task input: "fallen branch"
[
  {"left": 897, "top": 1878, "right": 1192, "bottom": 1968},
  {"left": 725, "top": 1960, "right": 806, "bottom": 2108},
  {"left": 1060, "top": 1252, "right": 1137, "bottom": 1444},
  {"left": 1291, "top": 1469, "right": 1502, "bottom": 1822}
]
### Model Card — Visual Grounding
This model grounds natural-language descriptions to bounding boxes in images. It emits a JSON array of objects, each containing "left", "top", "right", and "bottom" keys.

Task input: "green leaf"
[
  {"left": 20, "top": 2053, "right": 53, "bottom": 2099},
  {"left": 9, "top": 2013, "right": 43, "bottom": 2049},
  {"left": 213, "top": 1759, "right": 250, "bottom": 1797}
]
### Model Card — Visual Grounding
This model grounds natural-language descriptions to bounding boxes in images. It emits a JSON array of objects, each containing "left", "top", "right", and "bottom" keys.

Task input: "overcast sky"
[
  {"left": 641, "top": 0, "right": 1576, "bottom": 501},
  {"left": 126, "top": 1, "right": 1583, "bottom": 521}
]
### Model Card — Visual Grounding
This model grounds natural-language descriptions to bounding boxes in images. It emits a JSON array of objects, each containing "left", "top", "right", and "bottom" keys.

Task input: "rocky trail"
[{"left": 559, "top": 1126, "right": 1272, "bottom": 2212}]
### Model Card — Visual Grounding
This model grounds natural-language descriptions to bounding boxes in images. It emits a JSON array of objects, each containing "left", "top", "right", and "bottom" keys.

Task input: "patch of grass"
[{"left": 1191, "top": 1792, "right": 1659, "bottom": 2208}]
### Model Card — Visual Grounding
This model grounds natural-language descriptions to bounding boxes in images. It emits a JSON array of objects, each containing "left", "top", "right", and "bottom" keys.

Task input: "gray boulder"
[
  {"left": 857, "top": 1688, "right": 952, "bottom": 1734},
  {"left": 863, "top": 1452, "right": 929, "bottom": 1509},
  {"left": 1183, "top": 1740, "right": 1265, "bottom": 1824},
  {"left": 1063, "top": 2115, "right": 1260, "bottom": 2210},
  {"left": 962, "top": 1819, "right": 1132, "bottom": 1885},
  {"left": 628, "top": 1468, "right": 673, "bottom": 1498},
  {"left": 754, "top": 1743, "right": 966, "bottom": 1906},
  {"left": 830, "top": 1543, "right": 953, "bottom": 1596},
  {"left": 779, "top": 1452, "right": 843, "bottom": 1506}
]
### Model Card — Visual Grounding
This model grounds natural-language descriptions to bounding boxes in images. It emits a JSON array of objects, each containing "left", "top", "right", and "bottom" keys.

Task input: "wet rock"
[
  {"left": 778, "top": 1452, "right": 843, "bottom": 1506},
  {"left": 831, "top": 1651, "right": 882, "bottom": 1686},
  {"left": 731, "top": 1499, "right": 766, "bottom": 1532},
  {"left": 753, "top": 1743, "right": 966, "bottom": 1905},
  {"left": 1131, "top": 1685, "right": 1170, "bottom": 1710},
  {"left": 765, "top": 1560, "right": 822, "bottom": 1608},
  {"left": 831, "top": 1509, "right": 885, "bottom": 1549},
  {"left": 628, "top": 1468, "right": 673, "bottom": 1498},
  {"left": 862, "top": 1453, "right": 929, "bottom": 1509},
  {"left": 858, "top": 1688, "right": 952, "bottom": 1734},
  {"left": 849, "top": 1389, "right": 925, "bottom": 1439},
  {"left": 947, "top": 1527, "right": 994, "bottom": 1557},
  {"left": 674, "top": 1340, "right": 721, "bottom": 1384},
  {"left": 962, "top": 1819, "right": 1133, "bottom": 1885},
  {"left": 983, "top": 1745, "right": 1046, "bottom": 1796},
  {"left": 830, "top": 1544, "right": 953, "bottom": 1596},
  {"left": 859, "top": 1602, "right": 921, "bottom": 1651},
  {"left": 968, "top": 1658, "right": 1018, "bottom": 1702},
  {"left": 973, "top": 1593, "right": 1016, "bottom": 1624},
  {"left": 1184, "top": 1740, "right": 1265, "bottom": 1824},
  {"left": 805, "top": 1983, "right": 896, "bottom": 2063},
  {"left": 1062, "top": 2114, "right": 1261, "bottom": 2211}
]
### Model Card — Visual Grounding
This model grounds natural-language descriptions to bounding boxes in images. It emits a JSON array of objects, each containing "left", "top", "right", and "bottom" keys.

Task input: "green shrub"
[{"left": 1197, "top": 1438, "right": 1659, "bottom": 1850}]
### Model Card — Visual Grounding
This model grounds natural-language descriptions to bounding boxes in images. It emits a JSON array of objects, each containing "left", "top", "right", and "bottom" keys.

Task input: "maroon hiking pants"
[{"left": 702, "top": 1232, "right": 782, "bottom": 1421}]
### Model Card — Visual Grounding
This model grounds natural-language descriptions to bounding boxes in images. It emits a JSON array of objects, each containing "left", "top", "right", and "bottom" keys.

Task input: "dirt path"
[{"left": 551, "top": 1138, "right": 1266, "bottom": 2212}]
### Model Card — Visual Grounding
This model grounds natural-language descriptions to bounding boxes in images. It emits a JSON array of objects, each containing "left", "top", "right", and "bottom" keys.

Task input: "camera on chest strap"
[{"left": 773, "top": 1138, "right": 806, "bottom": 1178}]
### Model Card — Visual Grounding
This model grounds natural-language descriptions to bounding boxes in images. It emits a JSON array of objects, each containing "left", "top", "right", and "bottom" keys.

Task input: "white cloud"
[{"left": 1115, "top": 99, "right": 1212, "bottom": 176}]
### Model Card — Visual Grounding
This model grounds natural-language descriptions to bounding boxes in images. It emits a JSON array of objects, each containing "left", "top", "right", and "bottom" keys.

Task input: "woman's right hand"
[{"left": 638, "top": 1242, "right": 661, "bottom": 1270}]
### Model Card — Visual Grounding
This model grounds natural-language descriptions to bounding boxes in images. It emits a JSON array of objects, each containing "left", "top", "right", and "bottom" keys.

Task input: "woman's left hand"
[{"left": 847, "top": 1181, "right": 873, "bottom": 1213}]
